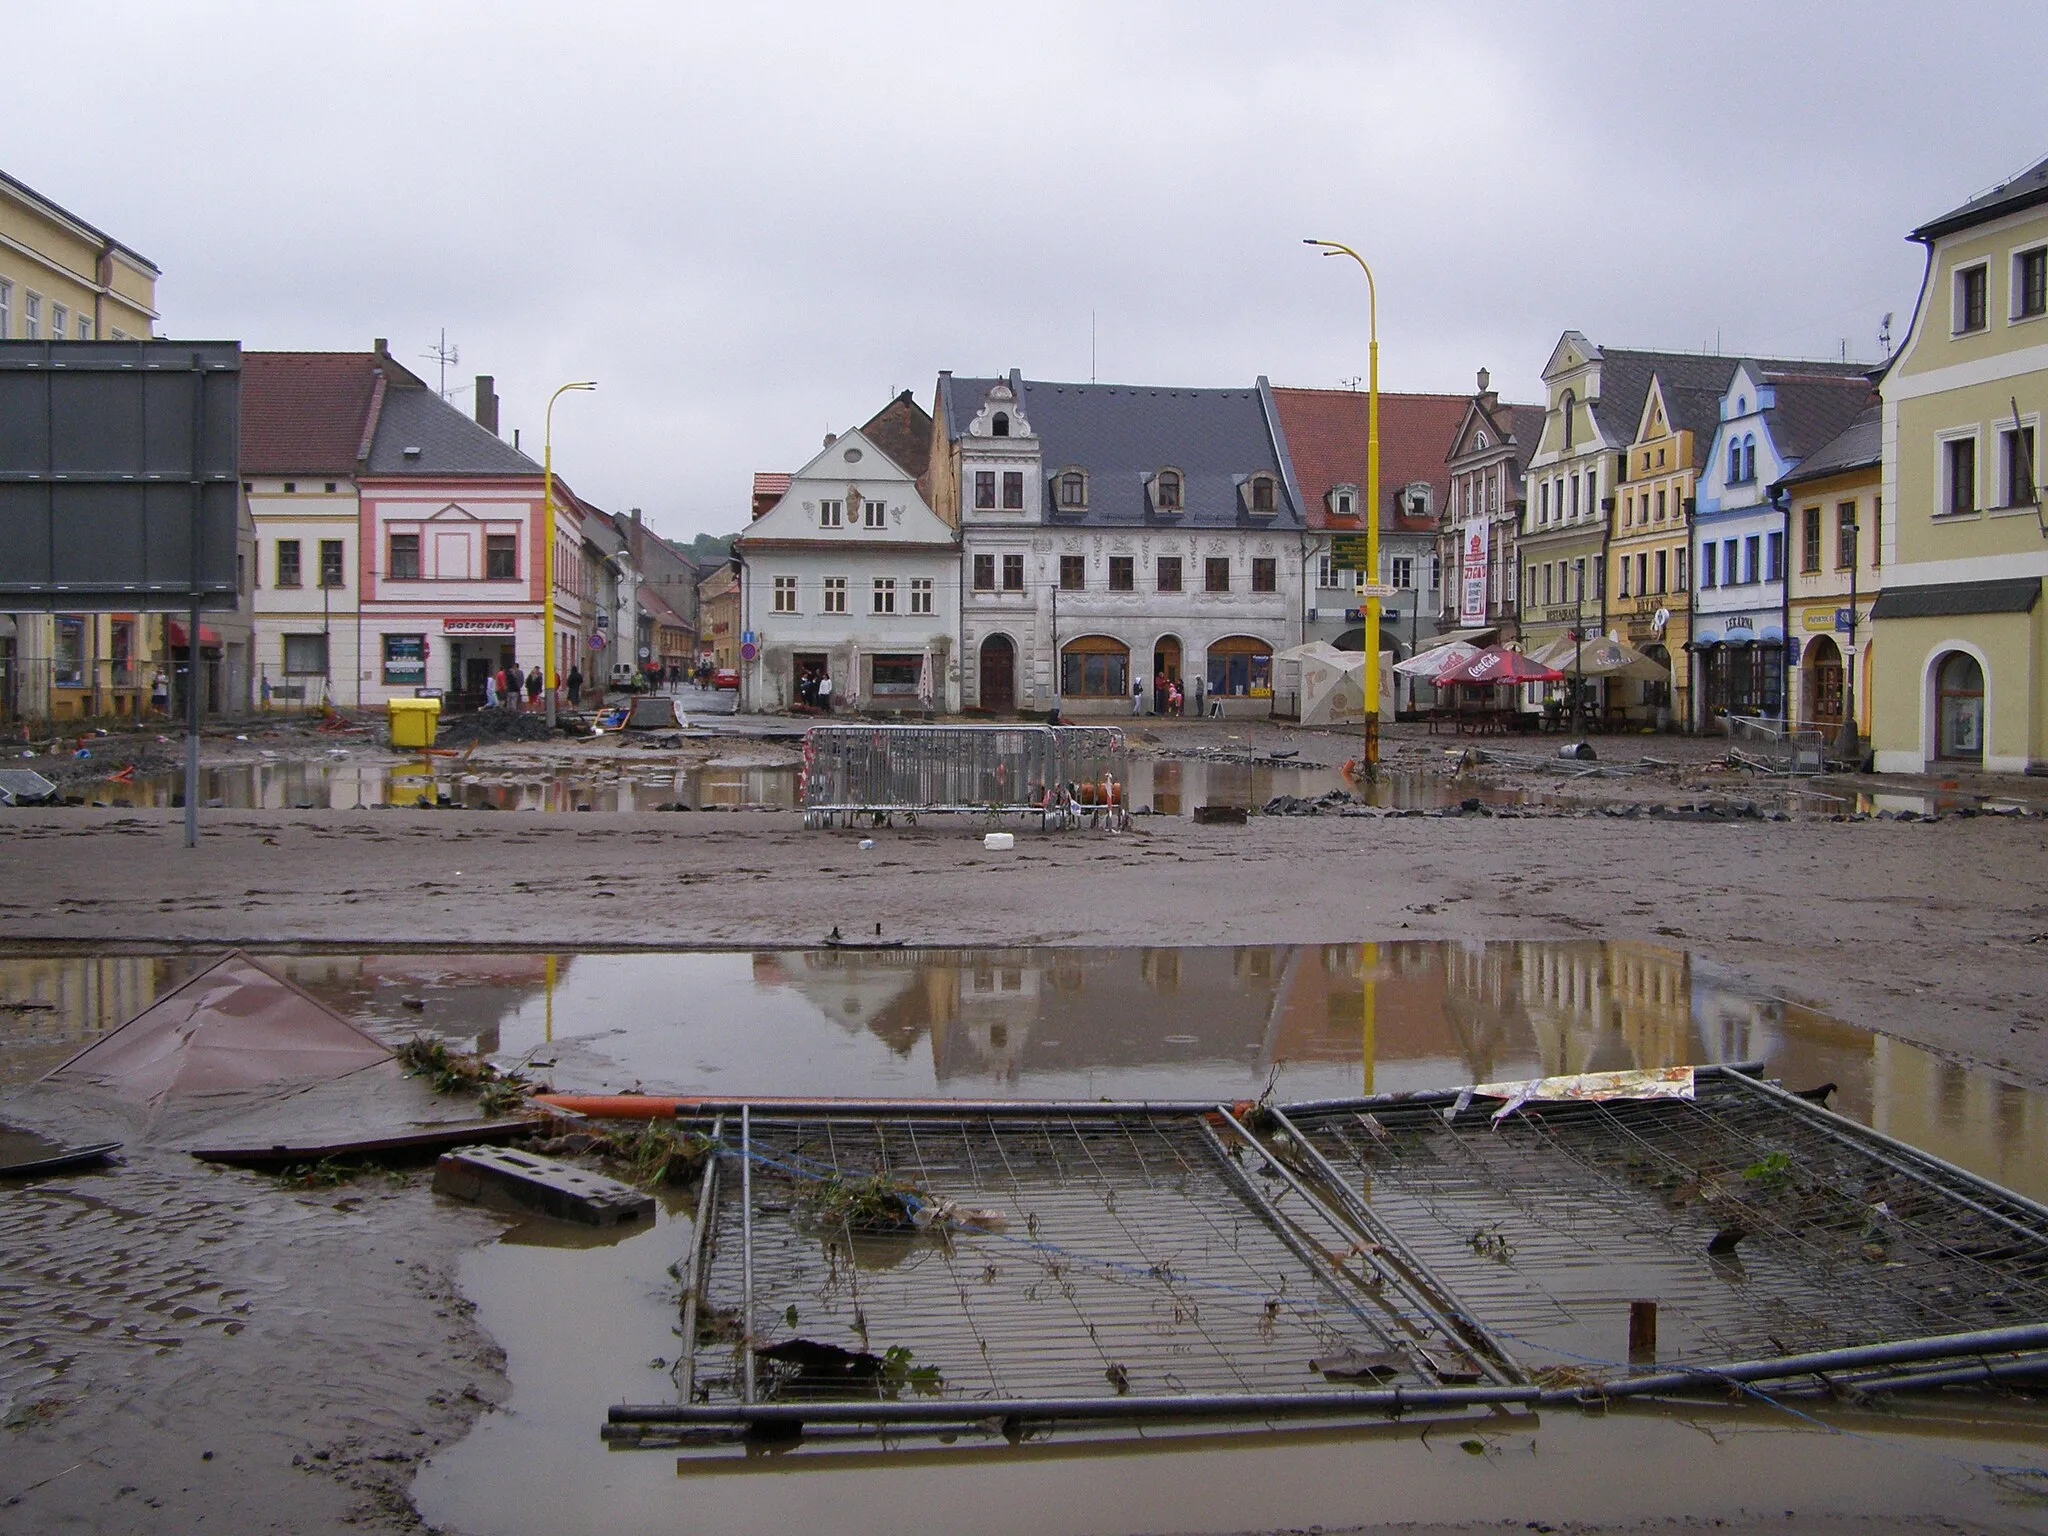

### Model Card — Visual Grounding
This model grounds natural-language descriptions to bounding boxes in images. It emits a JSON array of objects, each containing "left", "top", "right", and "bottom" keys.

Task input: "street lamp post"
[
  {"left": 542, "top": 381, "right": 597, "bottom": 730},
  {"left": 1834, "top": 512, "right": 1861, "bottom": 766},
  {"left": 1306, "top": 239, "right": 1381, "bottom": 768}
]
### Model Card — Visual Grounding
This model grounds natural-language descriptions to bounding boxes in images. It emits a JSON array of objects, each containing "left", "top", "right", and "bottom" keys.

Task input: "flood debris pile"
[
  {"left": 431, "top": 710, "right": 557, "bottom": 748},
  {"left": 608, "top": 1069, "right": 2048, "bottom": 1451},
  {"left": 395, "top": 1034, "right": 531, "bottom": 1116}
]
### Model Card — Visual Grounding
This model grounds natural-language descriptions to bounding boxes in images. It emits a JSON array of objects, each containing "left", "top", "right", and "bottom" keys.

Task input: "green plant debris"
[
  {"left": 1741, "top": 1150, "right": 1795, "bottom": 1193},
  {"left": 1467, "top": 1221, "right": 1515, "bottom": 1263},
  {"left": 878, "top": 1345, "right": 943, "bottom": 1399},
  {"left": 274, "top": 1156, "right": 372, "bottom": 1189},
  {"left": 807, "top": 1171, "right": 921, "bottom": 1233},
  {"left": 395, "top": 1034, "right": 531, "bottom": 1114}
]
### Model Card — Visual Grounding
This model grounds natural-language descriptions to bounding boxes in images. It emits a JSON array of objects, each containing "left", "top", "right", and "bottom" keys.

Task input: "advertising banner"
[{"left": 1459, "top": 520, "right": 1490, "bottom": 627}]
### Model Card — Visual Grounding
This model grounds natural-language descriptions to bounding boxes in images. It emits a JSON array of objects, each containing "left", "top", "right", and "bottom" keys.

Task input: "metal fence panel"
[{"left": 801, "top": 724, "right": 1128, "bottom": 828}]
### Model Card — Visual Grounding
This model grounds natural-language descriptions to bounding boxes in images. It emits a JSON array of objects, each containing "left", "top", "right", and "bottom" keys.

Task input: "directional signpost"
[{"left": 1330, "top": 535, "right": 1373, "bottom": 570}]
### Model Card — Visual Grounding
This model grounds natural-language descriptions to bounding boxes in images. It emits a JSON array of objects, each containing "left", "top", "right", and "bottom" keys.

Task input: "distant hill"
[{"left": 668, "top": 531, "right": 737, "bottom": 566}]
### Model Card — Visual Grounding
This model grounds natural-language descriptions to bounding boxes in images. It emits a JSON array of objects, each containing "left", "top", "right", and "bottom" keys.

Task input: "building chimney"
[
  {"left": 474, "top": 375, "right": 499, "bottom": 435},
  {"left": 629, "top": 507, "right": 645, "bottom": 565},
  {"left": 373, "top": 337, "right": 389, "bottom": 362}
]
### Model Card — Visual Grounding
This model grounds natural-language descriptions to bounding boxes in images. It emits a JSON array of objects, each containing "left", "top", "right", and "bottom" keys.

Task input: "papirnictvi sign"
[{"left": 442, "top": 617, "right": 518, "bottom": 636}]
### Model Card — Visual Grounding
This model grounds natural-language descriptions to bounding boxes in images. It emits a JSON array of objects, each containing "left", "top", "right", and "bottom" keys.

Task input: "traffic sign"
[
  {"left": 740, "top": 641, "right": 759, "bottom": 662},
  {"left": 1330, "top": 535, "right": 1373, "bottom": 571},
  {"left": 1355, "top": 582, "right": 1400, "bottom": 600}
]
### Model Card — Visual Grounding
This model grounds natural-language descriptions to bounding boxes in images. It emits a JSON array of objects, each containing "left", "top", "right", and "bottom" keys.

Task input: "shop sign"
[
  {"left": 1458, "top": 520, "right": 1489, "bottom": 626},
  {"left": 382, "top": 634, "right": 427, "bottom": 686},
  {"left": 443, "top": 616, "right": 517, "bottom": 636}
]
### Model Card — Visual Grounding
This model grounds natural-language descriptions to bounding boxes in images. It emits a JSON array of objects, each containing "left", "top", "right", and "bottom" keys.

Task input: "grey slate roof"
[
  {"left": 942, "top": 374, "right": 1300, "bottom": 530},
  {"left": 1587, "top": 350, "right": 1743, "bottom": 449},
  {"left": 364, "top": 384, "right": 540, "bottom": 476},
  {"left": 1507, "top": 404, "right": 1546, "bottom": 451},
  {"left": 1773, "top": 401, "right": 1881, "bottom": 491},
  {"left": 1870, "top": 577, "right": 2041, "bottom": 620},
  {"left": 1913, "top": 154, "right": 2048, "bottom": 243},
  {"left": 1759, "top": 370, "right": 1877, "bottom": 462}
]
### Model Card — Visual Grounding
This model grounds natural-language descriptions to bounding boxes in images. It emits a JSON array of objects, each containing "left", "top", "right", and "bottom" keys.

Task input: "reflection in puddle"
[{"left": 5, "top": 942, "right": 2042, "bottom": 1201}]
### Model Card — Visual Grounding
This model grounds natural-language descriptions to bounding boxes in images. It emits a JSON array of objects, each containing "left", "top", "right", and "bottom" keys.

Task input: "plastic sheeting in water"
[{"left": 44, "top": 950, "right": 393, "bottom": 1102}]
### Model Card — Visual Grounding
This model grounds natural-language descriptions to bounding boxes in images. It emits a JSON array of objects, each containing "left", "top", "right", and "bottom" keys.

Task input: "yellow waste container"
[{"left": 387, "top": 696, "right": 441, "bottom": 749}]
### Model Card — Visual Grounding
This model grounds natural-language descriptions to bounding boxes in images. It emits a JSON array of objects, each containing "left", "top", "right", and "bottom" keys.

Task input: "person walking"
[
  {"left": 1131, "top": 678, "right": 1145, "bottom": 715},
  {"left": 526, "top": 665, "right": 544, "bottom": 709},
  {"left": 484, "top": 668, "right": 499, "bottom": 709},
  {"left": 565, "top": 663, "right": 583, "bottom": 708},
  {"left": 151, "top": 668, "right": 170, "bottom": 717},
  {"left": 505, "top": 662, "right": 523, "bottom": 709}
]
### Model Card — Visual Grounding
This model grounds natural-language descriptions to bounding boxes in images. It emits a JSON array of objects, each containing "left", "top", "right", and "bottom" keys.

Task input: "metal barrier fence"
[{"left": 801, "top": 724, "right": 1129, "bottom": 829}]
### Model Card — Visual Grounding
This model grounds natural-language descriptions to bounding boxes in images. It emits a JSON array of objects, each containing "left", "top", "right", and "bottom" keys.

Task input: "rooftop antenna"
[
  {"left": 1879, "top": 312, "right": 1894, "bottom": 359},
  {"left": 1091, "top": 310, "right": 1097, "bottom": 383},
  {"left": 422, "top": 329, "right": 460, "bottom": 399}
]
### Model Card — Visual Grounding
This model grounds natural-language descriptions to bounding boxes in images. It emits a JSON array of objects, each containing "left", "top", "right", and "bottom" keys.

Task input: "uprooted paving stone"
[{"left": 432, "top": 711, "right": 558, "bottom": 747}]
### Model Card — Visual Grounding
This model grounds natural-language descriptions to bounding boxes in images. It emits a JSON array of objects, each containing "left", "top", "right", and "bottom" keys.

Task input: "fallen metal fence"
[
  {"left": 800, "top": 724, "right": 1129, "bottom": 829},
  {"left": 609, "top": 1068, "right": 2048, "bottom": 1449}
]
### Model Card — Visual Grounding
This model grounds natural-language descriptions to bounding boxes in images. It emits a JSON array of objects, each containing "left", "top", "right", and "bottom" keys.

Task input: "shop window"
[
  {"left": 1205, "top": 636, "right": 1273, "bottom": 698},
  {"left": 973, "top": 554, "right": 995, "bottom": 591},
  {"left": 53, "top": 616, "right": 84, "bottom": 686},
  {"left": 1204, "top": 557, "right": 1230, "bottom": 593},
  {"left": 283, "top": 634, "right": 328, "bottom": 675},
  {"left": 870, "top": 654, "right": 923, "bottom": 697},
  {"left": 321, "top": 539, "right": 347, "bottom": 588},
  {"left": 1157, "top": 556, "right": 1183, "bottom": 592},
  {"left": 1060, "top": 636, "right": 1129, "bottom": 698},
  {"left": 1108, "top": 556, "right": 1134, "bottom": 591},
  {"left": 1002, "top": 554, "right": 1025, "bottom": 591},
  {"left": 276, "top": 540, "right": 302, "bottom": 588},
  {"left": 1060, "top": 555, "right": 1086, "bottom": 591},
  {"left": 1252, "top": 557, "right": 1278, "bottom": 593},
  {"left": 1936, "top": 651, "right": 1984, "bottom": 759},
  {"left": 382, "top": 634, "right": 426, "bottom": 686},
  {"left": 388, "top": 533, "right": 420, "bottom": 580}
]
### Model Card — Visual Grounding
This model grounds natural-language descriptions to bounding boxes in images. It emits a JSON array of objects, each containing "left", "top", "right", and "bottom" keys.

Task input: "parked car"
[
  {"left": 713, "top": 668, "right": 740, "bottom": 691},
  {"left": 610, "top": 662, "right": 643, "bottom": 692}
]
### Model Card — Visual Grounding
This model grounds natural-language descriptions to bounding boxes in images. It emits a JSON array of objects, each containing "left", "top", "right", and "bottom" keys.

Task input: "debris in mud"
[
  {"left": 433, "top": 1145, "right": 656, "bottom": 1226},
  {"left": 755, "top": 1339, "right": 943, "bottom": 1400},
  {"left": 806, "top": 1171, "right": 922, "bottom": 1232},
  {"left": 432, "top": 711, "right": 556, "bottom": 747},
  {"left": 533, "top": 1122, "right": 715, "bottom": 1188},
  {"left": 1311, "top": 1346, "right": 1406, "bottom": 1381},
  {"left": 394, "top": 1034, "right": 531, "bottom": 1115}
]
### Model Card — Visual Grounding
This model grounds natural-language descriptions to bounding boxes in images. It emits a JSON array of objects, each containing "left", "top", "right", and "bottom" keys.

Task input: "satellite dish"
[{"left": 1652, "top": 608, "right": 1670, "bottom": 633}]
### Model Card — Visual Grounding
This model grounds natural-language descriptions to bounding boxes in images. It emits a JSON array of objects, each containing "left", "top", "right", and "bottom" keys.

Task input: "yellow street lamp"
[
  {"left": 1305, "top": 239, "right": 1381, "bottom": 768},
  {"left": 542, "top": 381, "right": 597, "bottom": 729}
]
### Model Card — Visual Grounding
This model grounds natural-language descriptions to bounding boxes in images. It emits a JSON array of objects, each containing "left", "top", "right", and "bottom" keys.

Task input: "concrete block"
[{"left": 433, "top": 1145, "right": 656, "bottom": 1227}]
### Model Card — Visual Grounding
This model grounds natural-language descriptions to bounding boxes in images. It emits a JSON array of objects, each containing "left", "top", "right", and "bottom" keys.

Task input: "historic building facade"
[
  {"left": 1438, "top": 371, "right": 1543, "bottom": 648},
  {"left": 1776, "top": 403, "right": 1883, "bottom": 739},
  {"left": 935, "top": 372, "right": 1303, "bottom": 718},
  {"left": 1871, "top": 156, "right": 2048, "bottom": 774}
]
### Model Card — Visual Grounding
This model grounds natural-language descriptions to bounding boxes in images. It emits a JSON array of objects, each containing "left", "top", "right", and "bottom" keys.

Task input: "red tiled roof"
[
  {"left": 752, "top": 472, "right": 791, "bottom": 498},
  {"left": 240, "top": 352, "right": 386, "bottom": 475},
  {"left": 1271, "top": 387, "right": 1469, "bottom": 531}
]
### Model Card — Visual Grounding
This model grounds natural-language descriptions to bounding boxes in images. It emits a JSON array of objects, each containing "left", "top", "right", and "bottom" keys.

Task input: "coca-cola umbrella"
[{"left": 1434, "top": 644, "right": 1564, "bottom": 686}]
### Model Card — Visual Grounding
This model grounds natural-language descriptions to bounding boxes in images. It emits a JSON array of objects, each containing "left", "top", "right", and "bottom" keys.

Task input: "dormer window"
[
  {"left": 1152, "top": 469, "right": 1184, "bottom": 513},
  {"left": 1059, "top": 470, "right": 1087, "bottom": 509},
  {"left": 1247, "top": 475, "right": 1277, "bottom": 514},
  {"left": 992, "top": 412, "right": 1010, "bottom": 437},
  {"left": 1329, "top": 484, "right": 1358, "bottom": 518}
]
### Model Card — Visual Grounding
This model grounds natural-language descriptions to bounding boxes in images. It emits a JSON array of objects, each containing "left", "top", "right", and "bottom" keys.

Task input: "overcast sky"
[{"left": 9, "top": 2, "right": 2046, "bottom": 542}]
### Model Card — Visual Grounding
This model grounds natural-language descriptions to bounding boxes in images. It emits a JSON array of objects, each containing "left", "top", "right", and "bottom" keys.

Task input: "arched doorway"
[
  {"left": 1935, "top": 650, "right": 1984, "bottom": 762},
  {"left": 978, "top": 633, "right": 1015, "bottom": 712},
  {"left": 1150, "top": 635, "right": 1181, "bottom": 714},
  {"left": 1803, "top": 634, "right": 1843, "bottom": 727},
  {"left": 1058, "top": 635, "right": 1129, "bottom": 703},
  {"left": 1204, "top": 635, "right": 1275, "bottom": 700}
]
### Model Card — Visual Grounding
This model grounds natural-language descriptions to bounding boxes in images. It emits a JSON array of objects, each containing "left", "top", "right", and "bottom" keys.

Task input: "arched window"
[
  {"left": 1059, "top": 470, "right": 1087, "bottom": 508},
  {"left": 1936, "top": 651, "right": 1984, "bottom": 760},
  {"left": 992, "top": 412, "right": 1010, "bottom": 437},
  {"left": 1155, "top": 470, "right": 1183, "bottom": 511},
  {"left": 1729, "top": 439, "right": 1743, "bottom": 482},
  {"left": 1742, "top": 434, "right": 1756, "bottom": 483},
  {"left": 1562, "top": 390, "right": 1577, "bottom": 449}
]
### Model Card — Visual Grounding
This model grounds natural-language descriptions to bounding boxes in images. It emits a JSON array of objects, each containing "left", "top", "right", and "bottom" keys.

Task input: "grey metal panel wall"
[{"left": 0, "top": 339, "right": 241, "bottom": 611}]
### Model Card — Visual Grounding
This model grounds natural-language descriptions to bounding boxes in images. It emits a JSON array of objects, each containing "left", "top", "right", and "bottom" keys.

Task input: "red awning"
[
  {"left": 1435, "top": 645, "right": 1564, "bottom": 686},
  {"left": 167, "top": 620, "right": 224, "bottom": 648}
]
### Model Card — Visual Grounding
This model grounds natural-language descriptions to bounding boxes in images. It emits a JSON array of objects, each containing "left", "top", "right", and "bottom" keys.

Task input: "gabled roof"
[
  {"left": 859, "top": 390, "right": 934, "bottom": 479},
  {"left": 241, "top": 352, "right": 390, "bottom": 474},
  {"left": 942, "top": 374, "right": 1300, "bottom": 530},
  {"left": 1585, "top": 350, "right": 1747, "bottom": 449},
  {"left": 363, "top": 382, "right": 541, "bottom": 477},
  {"left": 1754, "top": 369, "right": 1878, "bottom": 462},
  {"left": 1913, "top": 153, "right": 2048, "bottom": 243},
  {"left": 1774, "top": 401, "right": 1881, "bottom": 489},
  {"left": 1270, "top": 387, "right": 1468, "bottom": 530},
  {"left": 752, "top": 472, "right": 792, "bottom": 500}
]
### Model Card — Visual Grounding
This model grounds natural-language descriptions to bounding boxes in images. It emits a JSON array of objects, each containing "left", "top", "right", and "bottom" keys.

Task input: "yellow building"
[
  {"left": 0, "top": 168, "right": 163, "bottom": 722},
  {"left": 1608, "top": 374, "right": 1715, "bottom": 725},
  {"left": 1777, "top": 404, "right": 1881, "bottom": 740},
  {"left": 1872, "top": 155, "right": 2048, "bottom": 773},
  {"left": 697, "top": 561, "right": 739, "bottom": 669}
]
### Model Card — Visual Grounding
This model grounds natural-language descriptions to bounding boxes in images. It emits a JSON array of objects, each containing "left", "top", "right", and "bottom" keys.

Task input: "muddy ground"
[{"left": 2, "top": 717, "right": 2046, "bottom": 1535}]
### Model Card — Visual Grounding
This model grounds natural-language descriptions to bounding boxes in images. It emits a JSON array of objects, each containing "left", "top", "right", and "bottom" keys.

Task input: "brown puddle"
[{"left": 4, "top": 942, "right": 2046, "bottom": 1533}]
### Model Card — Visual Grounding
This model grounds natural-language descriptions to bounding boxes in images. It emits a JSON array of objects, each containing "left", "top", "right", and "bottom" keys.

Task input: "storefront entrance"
[
  {"left": 978, "top": 635, "right": 1015, "bottom": 712},
  {"left": 1802, "top": 635, "right": 1844, "bottom": 727},
  {"left": 794, "top": 651, "right": 829, "bottom": 710},
  {"left": 1935, "top": 651, "right": 1984, "bottom": 762}
]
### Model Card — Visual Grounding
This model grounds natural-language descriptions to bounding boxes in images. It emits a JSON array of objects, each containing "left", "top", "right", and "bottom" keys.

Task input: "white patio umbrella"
[
  {"left": 1392, "top": 641, "right": 1479, "bottom": 679},
  {"left": 1528, "top": 635, "right": 1669, "bottom": 680}
]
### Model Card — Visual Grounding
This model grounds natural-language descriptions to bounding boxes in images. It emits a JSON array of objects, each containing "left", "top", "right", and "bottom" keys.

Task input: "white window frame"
[
  {"left": 871, "top": 576, "right": 896, "bottom": 615},
  {"left": 1316, "top": 554, "right": 1336, "bottom": 589},
  {"left": 2012, "top": 242, "right": 2048, "bottom": 323},
  {"left": 1390, "top": 554, "right": 1414, "bottom": 589},
  {"left": 1937, "top": 427, "right": 1981, "bottom": 517},
  {"left": 822, "top": 576, "right": 847, "bottom": 613},
  {"left": 909, "top": 576, "right": 933, "bottom": 615},
  {"left": 75, "top": 313, "right": 90, "bottom": 340},
  {"left": 772, "top": 574, "right": 798, "bottom": 613},
  {"left": 863, "top": 496, "right": 886, "bottom": 530},
  {"left": 0, "top": 278, "right": 11, "bottom": 337},
  {"left": 50, "top": 301, "right": 67, "bottom": 340},
  {"left": 1997, "top": 416, "right": 2039, "bottom": 509},
  {"left": 1952, "top": 261, "right": 1990, "bottom": 335},
  {"left": 818, "top": 499, "right": 843, "bottom": 528},
  {"left": 23, "top": 291, "right": 41, "bottom": 339}
]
